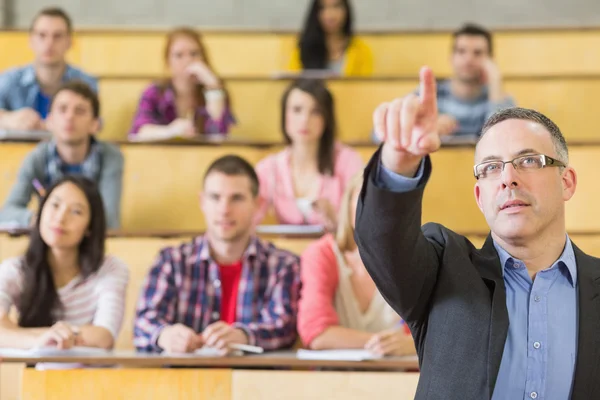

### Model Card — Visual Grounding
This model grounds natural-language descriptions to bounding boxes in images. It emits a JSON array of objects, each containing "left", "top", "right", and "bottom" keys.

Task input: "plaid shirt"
[
  {"left": 129, "top": 83, "right": 236, "bottom": 135},
  {"left": 133, "top": 235, "right": 301, "bottom": 352}
]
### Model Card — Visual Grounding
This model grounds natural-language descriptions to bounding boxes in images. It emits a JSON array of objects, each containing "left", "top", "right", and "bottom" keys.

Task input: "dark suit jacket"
[{"left": 354, "top": 148, "right": 600, "bottom": 400}]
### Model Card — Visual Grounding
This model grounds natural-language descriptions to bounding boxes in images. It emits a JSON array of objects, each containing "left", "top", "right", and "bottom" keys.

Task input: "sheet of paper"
[
  {"left": 255, "top": 224, "right": 324, "bottom": 235},
  {"left": 0, "top": 129, "right": 51, "bottom": 141},
  {"left": 0, "top": 346, "right": 110, "bottom": 357},
  {"left": 192, "top": 347, "right": 242, "bottom": 357},
  {"left": 296, "top": 349, "right": 384, "bottom": 361}
]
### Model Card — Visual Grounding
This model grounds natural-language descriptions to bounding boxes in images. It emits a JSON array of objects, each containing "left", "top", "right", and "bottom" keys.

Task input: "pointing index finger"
[{"left": 419, "top": 66, "right": 437, "bottom": 115}]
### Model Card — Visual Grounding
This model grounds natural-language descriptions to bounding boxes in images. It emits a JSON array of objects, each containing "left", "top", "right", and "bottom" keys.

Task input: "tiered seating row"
[
  {"left": 1, "top": 143, "right": 600, "bottom": 233},
  {"left": 100, "top": 78, "right": 600, "bottom": 142},
  {"left": 3, "top": 30, "right": 600, "bottom": 77}
]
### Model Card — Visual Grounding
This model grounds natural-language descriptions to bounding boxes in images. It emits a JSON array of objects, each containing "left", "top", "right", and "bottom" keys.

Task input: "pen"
[
  {"left": 32, "top": 179, "right": 46, "bottom": 197},
  {"left": 228, "top": 343, "right": 264, "bottom": 354}
]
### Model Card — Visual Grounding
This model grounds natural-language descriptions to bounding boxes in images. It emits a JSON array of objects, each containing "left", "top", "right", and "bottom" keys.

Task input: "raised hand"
[
  {"left": 186, "top": 61, "right": 220, "bottom": 88},
  {"left": 373, "top": 66, "right": 442, "bottom": 176}
]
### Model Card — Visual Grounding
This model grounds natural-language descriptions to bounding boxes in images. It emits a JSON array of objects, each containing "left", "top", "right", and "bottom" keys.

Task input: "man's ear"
[
  {"left": 474, "top": 182, "right": 484, "bottom": 213},
  {"left": 561, "top": 167, "right": 577, "bottom": 202},
  {"left": 90, "top": 118, "right": 100, "bottom": 134}
]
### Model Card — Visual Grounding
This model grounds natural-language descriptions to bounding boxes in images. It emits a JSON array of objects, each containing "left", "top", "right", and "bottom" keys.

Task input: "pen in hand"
[{"left": 32, "top": 179, "right": 46, "bottom": 197}]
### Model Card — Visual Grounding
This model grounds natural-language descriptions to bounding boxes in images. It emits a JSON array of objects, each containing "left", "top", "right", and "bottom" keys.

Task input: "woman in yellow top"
[{"left": 288, "top": 0, "right": 373, "bottom": 77}]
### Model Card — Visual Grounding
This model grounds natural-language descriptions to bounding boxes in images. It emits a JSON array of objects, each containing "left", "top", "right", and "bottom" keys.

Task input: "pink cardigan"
[
  {"left": 254, "top": 143, "right": 363, "bottom": 225},
  {"left": 298, "top": 234, "right": 344, "bottom": 346}
]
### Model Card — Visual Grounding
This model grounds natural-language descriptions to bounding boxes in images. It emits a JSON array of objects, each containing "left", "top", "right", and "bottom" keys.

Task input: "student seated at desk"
[
  {"left": 372, "top": 23, "right": 514, "bottom": 143},
  {"left": 254, "top": 79, "right": 363, "bottom": 231},
  {"left": 130, "top": 27, "right": 235, "bottom": 140},
  {"left": 288, "top": 0, "right": 373, "bottom": 77},
  {"left": 134, "top": 155, "right": 301, "bottom": 354},
  {"left": 0, "top": 81, "right": 123, "bottom": 229},
  {"left": 298, "top": 172, "right": 415, "bottom": 356},
  {"left": 0, "top": 176, "right": 129, "bottom": 350},
  {"left": 0, "top": 7, "right": 97, "bottom": 132}
]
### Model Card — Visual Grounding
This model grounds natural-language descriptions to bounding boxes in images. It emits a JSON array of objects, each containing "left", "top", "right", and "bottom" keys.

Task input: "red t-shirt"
[{"left": 218, "top": 261, "right": 243, "bottom": 324}]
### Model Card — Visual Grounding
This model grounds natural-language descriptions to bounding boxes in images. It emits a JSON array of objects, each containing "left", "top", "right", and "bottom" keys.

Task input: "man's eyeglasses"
[{"left": 473, "top": 154, "right": 566, "bottom": 180}]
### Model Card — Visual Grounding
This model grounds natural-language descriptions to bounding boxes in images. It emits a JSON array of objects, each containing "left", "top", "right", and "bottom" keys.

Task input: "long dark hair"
[
  {"left": 281, "top": 79, "right": 336, "bottom": 175},
  {"left": 299, "top": 0, "right": 353, "bottom": 70},
  {"left": 19, "top": 176, "right": 107, "bottom": 328}
]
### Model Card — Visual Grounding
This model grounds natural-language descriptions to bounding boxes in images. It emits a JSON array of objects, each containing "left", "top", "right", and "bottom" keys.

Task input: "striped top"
[{"left": 0, "top": 255, "right": 129, "bottom": 340}]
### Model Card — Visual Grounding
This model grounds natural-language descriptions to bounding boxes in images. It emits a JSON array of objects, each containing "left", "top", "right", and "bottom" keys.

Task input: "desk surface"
[{"left": 0, "top": 350, "right": 419, "bottom": 371}]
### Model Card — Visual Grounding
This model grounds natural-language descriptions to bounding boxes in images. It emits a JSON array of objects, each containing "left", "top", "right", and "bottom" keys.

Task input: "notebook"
[
  {"left": 0, "top": 129, "right": 51, "bottom": 141},
  {"left": 0, "top": 346, "right": 110, "bottom": 358},
  {"left": 255, "top": 224, "right": 324, "bottom": 235},
  {"left": 296, "top": 349, "right": 383, "bottom": 361}
]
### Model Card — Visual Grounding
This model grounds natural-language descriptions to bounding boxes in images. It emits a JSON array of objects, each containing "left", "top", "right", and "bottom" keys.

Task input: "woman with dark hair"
[
  {"left": 130, "top": 27, "right": 236, "bottom": 140},
  {"left": 0, "top": 176, "right": 129, "bottom": 350},
  {"left": 288, "top": 0, "right": 373, "bottom": 76},
  {"left": 254, "top": 79, "right": 363, "bottom": 231}
]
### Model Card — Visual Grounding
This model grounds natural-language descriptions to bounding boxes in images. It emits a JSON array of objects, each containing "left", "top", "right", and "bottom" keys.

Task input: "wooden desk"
[
  {"left": 17, "top": 368, "right": 419, "bottom": 400},
  {"left": 0, "top": 350, "right": 418, "bottom": 371},
  {"left": 1, "top": 352, "right": 420, "bottom": 400}
]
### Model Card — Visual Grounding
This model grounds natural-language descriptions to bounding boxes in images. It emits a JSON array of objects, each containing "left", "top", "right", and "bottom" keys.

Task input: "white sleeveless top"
[{"left": 331, "top": 242, "right": 401, "bottom": 332}]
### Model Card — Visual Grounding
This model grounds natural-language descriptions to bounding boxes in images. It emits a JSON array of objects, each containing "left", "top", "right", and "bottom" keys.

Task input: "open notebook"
[
  {"left": 255, "top": 224, "right": 324, "bottom": 235},
  {"left": 0, "top": 129, "right": 52, "bottom": 141},
  {"left": 296, "top": 349, "right": 384, "bottom": 361}
]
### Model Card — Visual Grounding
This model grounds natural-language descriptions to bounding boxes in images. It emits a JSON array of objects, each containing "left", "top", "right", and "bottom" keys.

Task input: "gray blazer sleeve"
[
  {"left": 0, "top": 151, "right": 38, "bottom": 226},
  {"left": 98, "top": 143, "right": 124, "bottom": 230}
]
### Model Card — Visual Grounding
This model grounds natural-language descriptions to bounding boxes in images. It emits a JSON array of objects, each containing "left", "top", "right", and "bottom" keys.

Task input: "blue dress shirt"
[
  {"left": 375, "top": 158, "right": 579, "bottom": 400},
  {"left": 0, "top": 64, "right": 98, "bottom": 114}
]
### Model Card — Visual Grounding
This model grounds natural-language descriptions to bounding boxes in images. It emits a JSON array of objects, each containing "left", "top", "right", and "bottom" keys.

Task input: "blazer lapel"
[
  {"left": 571, "top": 244, "right": 600, "bottom": 399},
  {"left": 473, "top": 234, "right": 509, "bottom": 398}
]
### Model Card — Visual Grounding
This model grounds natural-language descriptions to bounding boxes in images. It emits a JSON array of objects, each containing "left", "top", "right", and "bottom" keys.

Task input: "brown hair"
[
  {"left": 281, "top": 79, "right": 336, "bottom": 175},
  {"left": 336, "top": 171, "right": 364, "bottom": 252},
  {"left": 453, "top": 23, "right": 493, "bottom": 57},
  {"left": 161, "top": 27, "right": 229, "bottom": 134},
  {"left": 50, "top": 80, "right": 100, "bottom": 118},
  {"left": 30, "top": 7, "right": 73, "bottom": 34},
  {"left": 203, "top": 155, "right": 260, "bottom": 197}
]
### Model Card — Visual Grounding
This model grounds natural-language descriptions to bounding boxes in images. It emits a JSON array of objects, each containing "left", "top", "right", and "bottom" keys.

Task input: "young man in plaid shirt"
[{"left": 134, "top": 155, "right": 301, "bottom": 353}]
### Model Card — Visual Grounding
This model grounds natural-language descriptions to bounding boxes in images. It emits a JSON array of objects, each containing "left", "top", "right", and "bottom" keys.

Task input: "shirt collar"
[
  {"left": 51, "top": 136, "right": 97, "bottom": 162},
  {"left": 493, "top": 235, "right": 577, "bottom": 287},
  {"left": 20, "top": 64, "right": 75, "bottom": 87},
  {"left": 195, "top": 234, "right": 260, "bottom": 263}
]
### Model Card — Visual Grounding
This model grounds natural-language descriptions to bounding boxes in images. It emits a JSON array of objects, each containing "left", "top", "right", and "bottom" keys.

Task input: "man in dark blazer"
[{"left": 355, "top": 66, "right": 600, "bottom": 400}]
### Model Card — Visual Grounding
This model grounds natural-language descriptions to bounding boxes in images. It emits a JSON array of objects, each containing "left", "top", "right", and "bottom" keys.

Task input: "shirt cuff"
[
  {"left": 375, "top": 158, "right": 425, "bottom": 193},
  {"left": 150, "top": 323, "right": 169, "bottom": 352}
]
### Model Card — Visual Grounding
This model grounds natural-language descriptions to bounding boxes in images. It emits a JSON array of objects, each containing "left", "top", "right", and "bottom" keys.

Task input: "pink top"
[
  {"left": 0, "top": 255, "right": 129, "bottom": 340},
  {"left": 254, "top": 142, "right": 363, "bottom": 225},
  {"left": 298, "top": 235, "right": 341, "bottom": 345},
  {"left": 298, "top": 234, "right": 404, "bottom": 346}
]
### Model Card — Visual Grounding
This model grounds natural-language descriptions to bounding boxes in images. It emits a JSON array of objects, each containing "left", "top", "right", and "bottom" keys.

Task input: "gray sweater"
[{"left": 0, "top": 140, "right": 124, "bottom": 229}]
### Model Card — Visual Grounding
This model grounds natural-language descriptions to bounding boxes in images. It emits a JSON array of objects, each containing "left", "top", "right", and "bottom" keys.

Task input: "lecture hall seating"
[
  {"left": 3, "top": 230, "right": 600, "bottom": 400},
  {"left": 2, "top": 27, "right": 600, "bottom": 400},
  {"left": 1, "top": 30, "right": 600, "bottom": 142},
  {"left": 2, "top": 142, "right": 600, "bottom": 233}
]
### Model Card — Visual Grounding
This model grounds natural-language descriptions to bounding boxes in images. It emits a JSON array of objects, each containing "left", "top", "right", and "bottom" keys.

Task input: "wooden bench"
[
  {"left": 3, "top": 29, "right": 600, "bottom": 77},
  {"left": 1, "top": 142, "right": 600, "bottom": 233}
]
